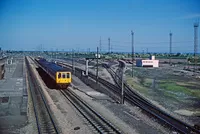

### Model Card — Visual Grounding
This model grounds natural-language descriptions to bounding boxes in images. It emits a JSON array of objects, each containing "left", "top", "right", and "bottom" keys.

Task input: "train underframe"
[{"left": 57, "top": 83, "right": 70, "bottom": 89}]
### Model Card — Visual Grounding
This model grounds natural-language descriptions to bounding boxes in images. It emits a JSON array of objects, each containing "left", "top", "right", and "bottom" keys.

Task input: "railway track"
[
  {"left": 26, "top": 57, "right": 59, "bottom": 134},
  {"left": 58, "top": 61, "right": 200, "bottom": 134},
  {"left": 105, "top": 64, "right": 200, "bottom": 134},
  {"left": 60, "top": 89, "right": 121, "bottom": 134}
]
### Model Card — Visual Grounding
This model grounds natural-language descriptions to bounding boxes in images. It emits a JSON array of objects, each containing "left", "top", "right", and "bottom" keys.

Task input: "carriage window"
[
  {"left": 62, "top": 73, "right": 66, "bottom": 78},
  {"left": 67, "top": 73, "right": 70, "bottom": 78},
  {"left": 58, "top": 73, "right": 61, "bottom": 78}
]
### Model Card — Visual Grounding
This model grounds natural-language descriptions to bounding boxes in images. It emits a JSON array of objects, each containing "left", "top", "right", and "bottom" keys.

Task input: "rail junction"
[
  {"left": 27, "top": 56, "right": 122, "bottom": 134},
  {"left": 57, "top": 60, "right": 200, "bottom": 134},
  {"left": 22, "top": 56, "right": 200, "bottom": 134}
]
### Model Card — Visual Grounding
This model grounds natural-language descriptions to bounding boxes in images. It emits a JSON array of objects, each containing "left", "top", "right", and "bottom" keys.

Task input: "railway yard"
[
  {"left": 1, "top": 0, "right": 200, "bottom": 133},
  {"left": 0, "top": 55, "right": 200, "bottom": 134}
]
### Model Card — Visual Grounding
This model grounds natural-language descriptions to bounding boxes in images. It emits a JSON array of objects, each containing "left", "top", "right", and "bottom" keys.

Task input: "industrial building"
[{"left": 136, "top": 56, "right": 159, "bottom": 67}]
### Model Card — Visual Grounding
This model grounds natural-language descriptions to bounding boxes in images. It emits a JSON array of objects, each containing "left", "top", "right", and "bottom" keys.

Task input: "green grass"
[
  {"left": 163, "top": 91, "right": 181, "bottom": 101},
  {"left": 143, "top": 78, "right": 153, "bottom": 87},
  {"left": 126, "top": 74, "right": 200, "bottom": 99},
  {"left": 159, "top": 83, "right": 188, "bottom": 93},
  {"left": 126, "top": 77, "right": 149, "bottom": 95},
  {"left": 159, "top": 82, "right": 200, "bottom": 98}
]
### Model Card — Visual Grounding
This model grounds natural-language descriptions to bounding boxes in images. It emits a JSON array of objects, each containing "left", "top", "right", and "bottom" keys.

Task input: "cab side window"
[
  {"left": 58, "top": 73, "right": 61, "bottom": 78},
  {"left": 67, "top": 73, "right": 70, "bottom": 78}
]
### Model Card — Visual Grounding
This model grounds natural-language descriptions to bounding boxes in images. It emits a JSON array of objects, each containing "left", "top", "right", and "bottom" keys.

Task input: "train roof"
[{"left": 38, "top": 58, "right": 68, "bottom": 72}]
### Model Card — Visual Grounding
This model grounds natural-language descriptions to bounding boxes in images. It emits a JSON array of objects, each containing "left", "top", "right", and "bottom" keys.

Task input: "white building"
[{"left": 136, "top": 56, "right": 159, "bottom": 67}]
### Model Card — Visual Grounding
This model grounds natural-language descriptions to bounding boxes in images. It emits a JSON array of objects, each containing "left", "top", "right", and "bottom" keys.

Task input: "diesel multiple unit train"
[{"left": 36, "top": 57, "right": 71, "bottom": 88}]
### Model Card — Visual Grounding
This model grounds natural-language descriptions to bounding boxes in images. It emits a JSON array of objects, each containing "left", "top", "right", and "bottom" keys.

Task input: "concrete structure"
[
  {"left": 136, "top": 56, "right": 159, "bottom": 67},
  {"left": 7, "top": 57, "right": 13, "bottom": 65},
  {"left": 0, "top": 57, "right": 27, "bottom": 133},
  {"left": 150, "top": 55, "right": 155, "bottom": 60},
  {"left": 0, "top": 63, "right": 5, "bottom": 79}
]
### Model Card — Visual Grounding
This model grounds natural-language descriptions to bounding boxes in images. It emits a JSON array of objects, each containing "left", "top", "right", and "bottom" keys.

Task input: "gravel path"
[{"left": 70, "top": 73, "right": 171, "bottom": 134}]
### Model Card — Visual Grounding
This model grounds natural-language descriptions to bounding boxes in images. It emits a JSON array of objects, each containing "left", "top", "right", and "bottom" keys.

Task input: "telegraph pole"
[
  {"left": 194, "top": 22, "right": 199, "bottom": 72},
  {"left": 99, "top": 36, "right": 102, "bottom": 54},
  {"left": 62, "top": 49, "right": 64, "bottom": 59},
  {"left": 119, "top": 60, "right": 125, "bottom": 104},
  {"left": 51, "top": 48, "right": 53, "bottom": 59},
  {"left": 56, "top": 48, "right": 58, "bottom": 59},
  {"left": 72, "top": 49, "right": 75, "bottom": 74},
  {"left": 142, "top": 50, "right": 144, "bottom": 57},
  {"left": 111, "top": 42, "right": 112, "bottom": 53},
  {"left": 85, "top": 58, "right": 89, "bottom": 76},
  {"left": 108, "top": 37, "right": 111, "bottom": 53},
  {"left": 131, "top": 31, "right": 134, "bottom": 77},
  {"left": 40, "top": 44, "right": 42, "bottom": 56},
  {"left": 121, "top": 66, "right": 125, "bottom": 104},
  {"left": 96, "top": 47, "right": 99, "bottom": 84},
  {"left": 169, "top": 32, "right": 172, "bottom": 66}
]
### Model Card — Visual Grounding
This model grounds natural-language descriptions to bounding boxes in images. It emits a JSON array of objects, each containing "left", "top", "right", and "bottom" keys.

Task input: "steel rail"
[
  {"left": 107, "top": 64, "right": 200, "bottom": 134},
  {"left": 26, "top": 57, "right": 59, "bottom": 134},
  {"left": 60, "top": 89, "right": 122, "bottom": 134},
  {"left": 58, "top": 61, "right": 200, "bottom": 134}
]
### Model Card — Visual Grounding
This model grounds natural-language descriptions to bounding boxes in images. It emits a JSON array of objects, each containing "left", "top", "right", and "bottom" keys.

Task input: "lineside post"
[
  {"left": 169, "top": 32, "right": 172, "bottom": 66},
  {"left": 194, "top": 22, "right": 199, "bottom": 74},
  {"left": 72, "top": 49, "right": 75, "bottom": 74},
  {"left": 119, "top": 60, "right": 126, "bottom": 104},
  {"left": 108, "top": 38, "right": 110, "bottom": 54},
  {"left": 96, "top": 47, "right": 99, "bottom": 84},
  {"left": 85, "top": 59, "right": 89, "bottom": 76},
  {"left": 131, "top": 31, "right": 134, "bottom": 77},
  {"left": 121, "top": 67, "right": 125, "bottom": 104}
]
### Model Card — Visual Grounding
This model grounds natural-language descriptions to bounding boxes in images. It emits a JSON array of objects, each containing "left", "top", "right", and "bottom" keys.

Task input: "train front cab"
[{"left": 56, "top": 72, "right": 71, "bottom": 88}]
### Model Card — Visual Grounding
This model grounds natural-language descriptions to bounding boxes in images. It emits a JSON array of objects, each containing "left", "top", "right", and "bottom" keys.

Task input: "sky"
[{"left": 0, "top": 0, "right": 200, "bottom": 53}]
